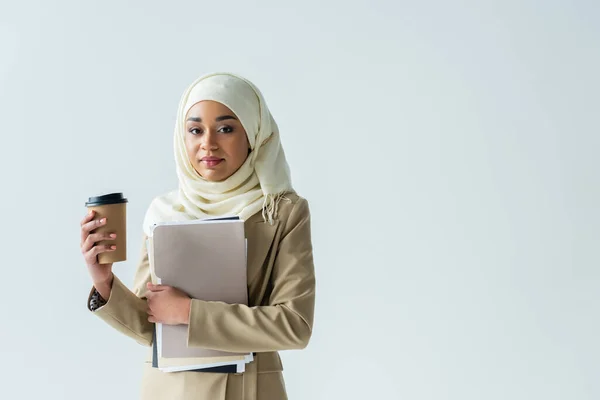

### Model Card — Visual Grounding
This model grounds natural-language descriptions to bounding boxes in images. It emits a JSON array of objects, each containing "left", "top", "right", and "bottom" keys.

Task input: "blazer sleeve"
[
  {"left": 187, "top": 198, "right": 316, "bottom": 353},
  {"left": 87, "top": 235, "right": 154, "bottom": 347}
]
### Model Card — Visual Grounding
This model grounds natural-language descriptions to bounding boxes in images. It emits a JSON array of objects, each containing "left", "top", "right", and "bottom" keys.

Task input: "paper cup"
[{"left": 85, "top": 192, "right": 128, "bottom": 264}]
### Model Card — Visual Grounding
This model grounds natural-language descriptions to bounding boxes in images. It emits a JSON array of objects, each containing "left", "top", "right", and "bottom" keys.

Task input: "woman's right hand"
[{"left": 80, "top": 210, "right": 117, "bottom": 298}]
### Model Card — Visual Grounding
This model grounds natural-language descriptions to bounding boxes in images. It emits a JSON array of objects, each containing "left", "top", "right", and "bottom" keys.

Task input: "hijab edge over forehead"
[{"left": 181, "top": 74, "right": 261, "bottom": 149}]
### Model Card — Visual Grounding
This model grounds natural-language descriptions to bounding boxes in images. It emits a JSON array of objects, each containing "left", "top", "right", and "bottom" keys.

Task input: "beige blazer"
[{"left": 88, "top": 193, "right": 315, "bottom": 400}]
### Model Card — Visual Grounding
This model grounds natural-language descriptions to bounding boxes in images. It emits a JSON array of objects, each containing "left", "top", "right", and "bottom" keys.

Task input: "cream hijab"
[{"left": 142, "top": 72, "right": 293, "bottom": 236}]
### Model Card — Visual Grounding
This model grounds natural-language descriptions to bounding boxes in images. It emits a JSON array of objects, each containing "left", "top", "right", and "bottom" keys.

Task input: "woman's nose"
[{"left": 200, "top": 131, "right": 218, "bottom": 150}]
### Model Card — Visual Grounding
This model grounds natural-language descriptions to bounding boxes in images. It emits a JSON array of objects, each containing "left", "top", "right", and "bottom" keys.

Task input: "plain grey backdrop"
[{"left": 0, "top": 0, "right": 598, "bottom": 399}]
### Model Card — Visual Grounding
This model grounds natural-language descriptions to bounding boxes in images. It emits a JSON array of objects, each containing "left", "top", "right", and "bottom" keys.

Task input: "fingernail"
[
  {"left": 101, "top": 218, "right": 106, "bottom": 223},
  {"left": 110, "top": 233, "right": 117, "bottom": 238},
  {"left": 110, "top": 245, "right": 116, "bottom": 250}
]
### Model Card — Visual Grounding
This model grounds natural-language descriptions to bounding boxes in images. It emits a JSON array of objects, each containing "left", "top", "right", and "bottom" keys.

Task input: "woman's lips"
[{"left": 201, "top": 157, "right": 223, "bottom": 167}]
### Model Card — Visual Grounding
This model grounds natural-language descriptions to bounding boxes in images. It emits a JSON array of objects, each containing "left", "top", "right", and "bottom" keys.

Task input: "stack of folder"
[{"left": 146, "top": 216, "right": 252, "bottom": 373}]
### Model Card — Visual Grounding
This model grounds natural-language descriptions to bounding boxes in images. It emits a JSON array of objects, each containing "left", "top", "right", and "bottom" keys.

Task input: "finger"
[
  {"left": 80, "top": 210, "right": 95, "bottom": 226},
  {"left": 86, "top": 244, "right": 116, "bottom": 262},
  {"left": 147, "top": 283, "right": 168, "bottom": 292},
  {"left": 84, "top": 245, "right": 115, "bottom": 265},
  {"left": 146, "top": 282, "right": 161, "bottom": 291},
  {"left": 83, "top": 231, "right": 117, "bottom": 252},
  {"left": 148, "top": 316, "right": 158, "bottom": 323},
  {"left": 82, "top": 232, "right": 117, "bottom": 254},
  {"left": 81, "top": 217, "right": 107, "bottom": 243}
]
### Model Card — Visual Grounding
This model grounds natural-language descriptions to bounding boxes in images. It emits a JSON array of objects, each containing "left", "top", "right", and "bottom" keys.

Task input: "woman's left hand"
[{"left": 145, "top": 283, "right": 192, "bottom": 325}]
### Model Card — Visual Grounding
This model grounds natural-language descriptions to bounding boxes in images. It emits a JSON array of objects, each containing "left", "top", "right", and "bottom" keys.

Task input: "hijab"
[{"left": 142, "top": 72, "right": 293, "bottom": 236}]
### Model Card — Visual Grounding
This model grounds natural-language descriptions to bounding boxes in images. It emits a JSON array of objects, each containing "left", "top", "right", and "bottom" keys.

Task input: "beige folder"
[{"left": 149, "top": 218, "right": 248, "bottom": 359}]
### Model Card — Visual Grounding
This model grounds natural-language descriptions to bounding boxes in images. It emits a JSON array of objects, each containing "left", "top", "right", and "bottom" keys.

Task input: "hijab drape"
[{"left": 142, "top": 72, "right": 293, "bottom": 236}]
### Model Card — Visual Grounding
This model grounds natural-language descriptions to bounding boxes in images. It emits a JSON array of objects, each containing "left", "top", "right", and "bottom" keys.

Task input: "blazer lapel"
[
  {"left": 245, "top": 219, "right": 279, "bottom": 278},
  {"left": 244, "top": 218, "right": 280, "bottom": 303}
]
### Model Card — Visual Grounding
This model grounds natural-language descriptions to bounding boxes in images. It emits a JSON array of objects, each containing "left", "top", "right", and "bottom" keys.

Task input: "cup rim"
[{"left": 85, "top": 192, "right": 128, "bottom": 207}]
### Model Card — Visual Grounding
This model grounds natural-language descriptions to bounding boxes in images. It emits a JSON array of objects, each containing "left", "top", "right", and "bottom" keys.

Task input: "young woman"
[{"left": 79, "top": 72, "right": 316, "bottom": 400}]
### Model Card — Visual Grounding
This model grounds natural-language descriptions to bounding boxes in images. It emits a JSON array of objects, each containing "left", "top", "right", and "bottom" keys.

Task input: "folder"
[
  {"left": 151, "top": 327, "right": 247, "bottom": 373},
  {"left": 147, "top": 216, "right": 251, "bottom": 372}
]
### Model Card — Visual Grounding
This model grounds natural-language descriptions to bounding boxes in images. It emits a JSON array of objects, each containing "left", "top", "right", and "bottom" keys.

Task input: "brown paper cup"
[{"left": 85, "top": 193, "right": 128, "bottom": 264}]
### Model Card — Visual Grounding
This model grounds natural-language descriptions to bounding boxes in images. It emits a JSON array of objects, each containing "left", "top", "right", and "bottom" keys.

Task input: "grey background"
[{"left": 0, "top": 1, "right": 598, "bottom": 399}]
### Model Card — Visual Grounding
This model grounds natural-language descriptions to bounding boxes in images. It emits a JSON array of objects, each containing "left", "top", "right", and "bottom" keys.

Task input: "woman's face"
[{"left": 184, "top": 100, "right": 250, "bottom": 182}]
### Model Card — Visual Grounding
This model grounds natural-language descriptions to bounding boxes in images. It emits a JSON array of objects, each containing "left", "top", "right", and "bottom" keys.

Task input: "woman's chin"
[{"left": 196, "top": 168, "right": 230, "bottom": 182}]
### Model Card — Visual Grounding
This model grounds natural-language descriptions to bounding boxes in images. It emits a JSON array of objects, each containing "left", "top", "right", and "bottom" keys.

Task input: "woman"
[{"left": 79, "top": 72, "right": 316, "bottom": 400}]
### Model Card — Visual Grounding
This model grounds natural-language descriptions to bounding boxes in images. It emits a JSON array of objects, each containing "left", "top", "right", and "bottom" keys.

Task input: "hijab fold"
[{"left": 142, "top": 72, "right": 293, "bottom": 236}]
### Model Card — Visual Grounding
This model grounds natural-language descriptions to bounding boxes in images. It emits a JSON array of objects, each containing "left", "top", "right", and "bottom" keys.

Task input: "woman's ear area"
[{"left": 245, "top": 131, "right": 252, "bottom": 153}]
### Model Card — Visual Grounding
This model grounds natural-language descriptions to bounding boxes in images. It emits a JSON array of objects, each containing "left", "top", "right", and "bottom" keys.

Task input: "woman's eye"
[
  {"left": 189, "top": 128, "right": 203, "bottom": 135},
  {"left": 218, "top": 126, "right": 233, "bottom": 134}
]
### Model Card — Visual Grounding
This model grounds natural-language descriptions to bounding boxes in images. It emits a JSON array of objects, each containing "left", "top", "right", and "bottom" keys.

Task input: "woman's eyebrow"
[
  {"left": 215, "top": 115, "right": 238, "bottom": 122},
  {"left": 186, "top": 115, "right": 238, "bottom": 123}
]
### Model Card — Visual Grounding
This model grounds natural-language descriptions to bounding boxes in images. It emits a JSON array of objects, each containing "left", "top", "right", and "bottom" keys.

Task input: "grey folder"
[{"left": 150, "top": 218, "right": 248, "bottom": 359}]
